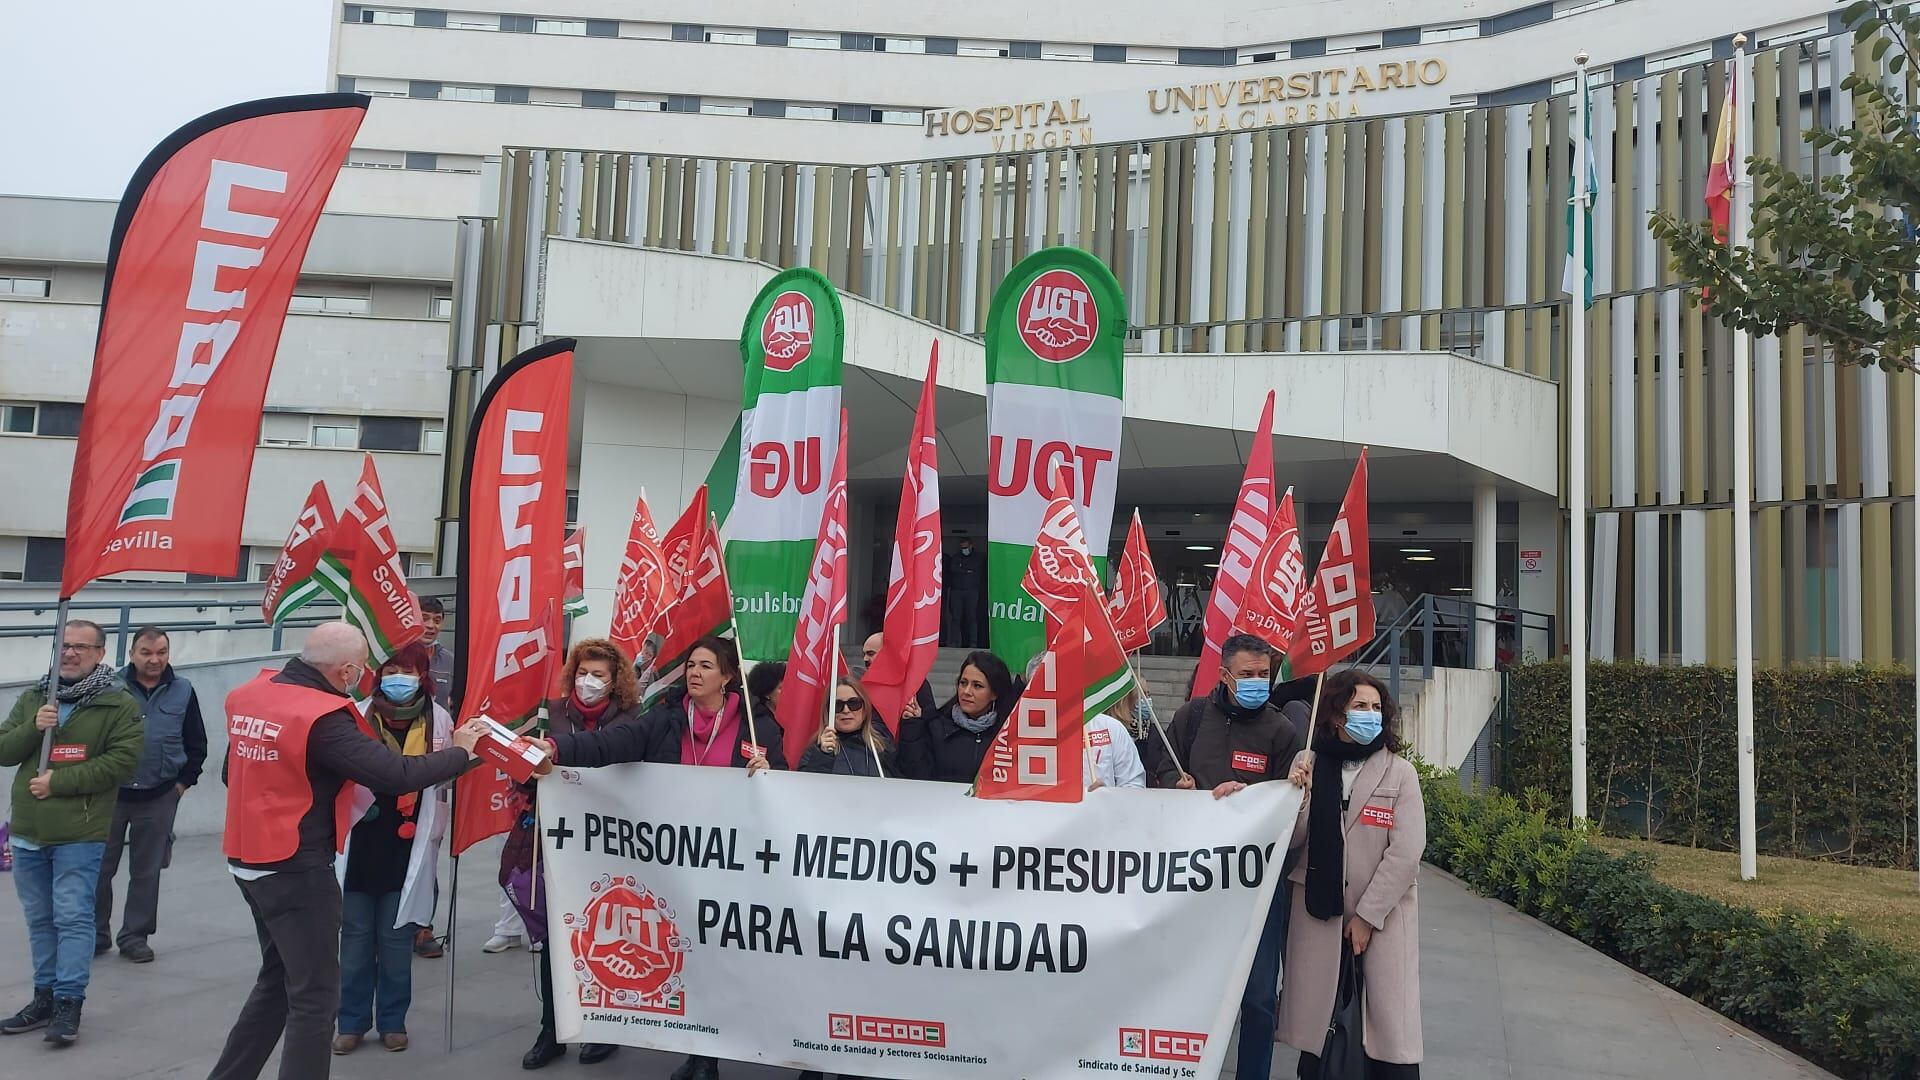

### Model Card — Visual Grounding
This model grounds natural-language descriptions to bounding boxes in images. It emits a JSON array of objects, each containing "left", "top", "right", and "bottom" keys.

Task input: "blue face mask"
[
  {"left": 1233, "top": 677, "right": 1271, "bottom": 710},
  {"left": 1132, "top": 697, "right": 1154, "bottom": 724},
  {"left": 1344, "top": 708, "right": 1384, "bottom": 744},
  {"left": 378, "top": 674, "right": 421, "bottom": 702}
]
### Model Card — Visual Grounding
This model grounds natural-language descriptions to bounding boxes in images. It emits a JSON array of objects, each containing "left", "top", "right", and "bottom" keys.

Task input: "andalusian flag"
[
  {"left": 727, "top": 268, "right": 844, "bottom": 661},
  {"left": 562, "top": 527, "right": 587, "bottom": 618},
  {"left": 261, "top": 480, "right": 337, "bottom": 625},
  {"left": 316, "top": 454, "right": 423, "bottom": 665},
  {"left": 986, "top": 248, "right": 1127, "bottom": 674}
]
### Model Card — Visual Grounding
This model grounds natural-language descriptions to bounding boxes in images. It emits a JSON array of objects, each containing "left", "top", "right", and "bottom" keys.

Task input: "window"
[
  {"left": 615, "top": 95, "right": 663, "bottom": 111},
  {"left": 253, "top": 560, "right": 276, "bottom": 582},
  {"left": 495, "top": 85, "right": 530, "bottom": 105},
  {"left": 410, "top": 555, "right": 437, "bottom": 577},
  {"left": 24, "top": 537, "right": 64, "bottom": 583},
  {"left": 1178, "top": 47, "right": 1235, "bottom": 65},
  {"left": 878, "top": 108, "right": 923, "bottom": 125},
  {"left": 751, "top": 99, "right": 787, "bottom": 118},
  {"left": 1424, "top": 23, "right": 1479, "bottom": 43},
  {"left": 535, "top": 19, "right": 586, "bottom": 36},
  {"left": 785, "top": 103, "right": 834, "bottom": 120},
  {"left": 666, "top": 95, "right": 701, "bottom": 113},
  {"left": 705, "top": 28, "right": 754, "bottom": 44},
  {"left": 585, "top": 19, "right": 617, "bottom": 37},
  {"left": 756, "top": 29, "right": 788, "bottom": 46},
  {"left": 288, "top": 294, "right": 371, "bottom": 314},
  {"left": 448, "top": 13, "right": 496, "bottom": 30},
  {"left": 789, "top": 32, "right": 837, "bottom": 49},
  {"left": 671, "top": 24, "right": 704, "bottom": 41},
  {"left": 362, "top": 9, "right": 413, "bottom": 26},
  {"left": 566, "top": 490, "right": 579, "bottom": 524},
  {"left": 1006, "top": 41, "right": 1042, "bottom": 59},
  {"left": 260, "top": 413, "right": 311, "bottom": 446},
  {"left": 1093, "top": 44, "right": 1127, "bottom": 63},
  {"left": 422, "top": 422, "right": 446, "bottom": 454},
  {"left": 404, "top": 151, "right": 439, "bottom": 171},
  {"left": 408, "top": 81, "right": 441, "bottom": 99},
  {"left": 498, "top": 14, "right": 534, "bottom": 33},
  {"left": 360, "top": 416, "right": 424, "bottom": 452},
  {"left": 835, "top": 103, "right": 876, "bottom": 123},
  {"left": 841, "top": 33, "right": 874, "bottom": 51},
  {"left": 312, "top": 419, "right": 358, "bottom": 448},
  {"left": 413, "top": 10, "right": 444, "bottom": 28},
  {"left": 37, "top": 403, "right": 81, "bottom": 437},
  {"left": 351, "top": 76, "right": 408, "bottom": 97},
  {"left": 442, "top": 85, "right": 495, "bottom": 102},
  {"left": 0, "top": 275, "right": 49, "bottom": 297},
  {"left": 926, "top": 37, "right": 958, "bottom": 55},
  {"left": 876, "top": 36, "right": 924, "bottom": 53},
  {"left": 1, "top": 403, "right": 36, "bottom": 433},
  {"left": 431, "top": 294, "right": 453, "bottom": 319},
  {"left": 958, "top": 40, "right": 1001, "bottom": 57},
  {"left": 702, "top": 100, "right": 749, "bottom": 116}
]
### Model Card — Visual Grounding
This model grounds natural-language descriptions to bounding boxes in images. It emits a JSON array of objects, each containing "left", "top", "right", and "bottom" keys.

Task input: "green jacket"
[{"left": 0, "top": 683, "right": 145, "bottom": 844}]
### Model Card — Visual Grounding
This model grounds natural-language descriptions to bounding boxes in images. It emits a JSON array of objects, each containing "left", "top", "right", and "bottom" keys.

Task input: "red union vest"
[{"left": 223, "top": 670, "right": 361, "bottom": 865}]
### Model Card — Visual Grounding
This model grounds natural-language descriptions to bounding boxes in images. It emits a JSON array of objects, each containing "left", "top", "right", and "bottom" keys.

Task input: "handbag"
[{"left": 1316, "top": 940, "right": 1366, "bottom": 1080}]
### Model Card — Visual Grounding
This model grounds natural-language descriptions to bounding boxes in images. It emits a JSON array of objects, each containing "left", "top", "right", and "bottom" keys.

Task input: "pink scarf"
[{"left": 680, "top": 692, "right": 743, "bottom": 767}]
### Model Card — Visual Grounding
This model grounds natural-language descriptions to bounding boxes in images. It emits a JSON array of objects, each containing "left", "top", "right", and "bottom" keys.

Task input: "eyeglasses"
[
  {"left": 59, "top": 642, "right": 103, "bottom": 654},
  {"left": 833, "top": 698, "right": 865, "bottom": 713}
]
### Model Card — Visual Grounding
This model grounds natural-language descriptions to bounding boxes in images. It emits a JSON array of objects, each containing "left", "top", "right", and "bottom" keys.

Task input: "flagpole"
[
  {"left": 443, "top": 777, "right": 461, "bottom": 1053},
  {"left": 1569, "top": 52, "right": 1592, "bottom": 824},
  {"left": 1128, "top": 657, "right": 1187, "bottom": 778},
  {"left": 1730, "top": 33, "right": 1758, "bottom": 882},
  {"left": 36, "top": 597, "right": 72, "bottom": 771}
]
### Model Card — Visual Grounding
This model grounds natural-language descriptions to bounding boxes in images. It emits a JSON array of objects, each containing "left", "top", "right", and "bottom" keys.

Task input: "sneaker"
[
  {"left": 43, "top": 997, "right": 80, "bottom": 1045},
  {"left": 121, "top": 941, "right": 155, "bottom": 963},
  {"left": 0, "top": 989, "right": 53, "bottom": 1034},
  {"left": 482, "top": 934, "right": 523, "bottom": 954},
  {"left": 413, "top": 929, "right": 443, "bottom": 959}
]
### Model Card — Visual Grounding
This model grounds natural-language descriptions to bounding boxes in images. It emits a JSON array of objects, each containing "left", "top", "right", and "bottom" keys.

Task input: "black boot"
[
  {"left": 521, "top": 1027, "right": 565, "bottom": 1070},
  {"left": 0, "top": 989, "right": 53, "bottom": 1035},
  {"left": 671, "top": 1055, "right": 720, "bottom": 1080},
  {"left": 43, "top": 997, "right": 81, "bottom": 1045},
  {"left": 578, "top": 1042, "right": 619, "bottom": 1064}
]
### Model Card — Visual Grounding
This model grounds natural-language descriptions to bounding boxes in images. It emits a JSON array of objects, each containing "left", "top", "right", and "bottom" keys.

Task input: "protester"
[
  {"left": 943, "top": 537, "right": 986, "bottom": 647},
  {"left": 797, "top": 676, "right": 893, "bottom": 777},
  {"left": 0, "top": 619, "right": 143, "bottom": 1045},
  {"left": 95, "top": 625, "right": 206, "bottom": 964},
  {"left": 208, "top": 622, "right": 483, "bottom": 1080},
  {"left": 541, "top": 635, "right": 778, "bottom": 1080},
  {"left": 1278, "top": 669, "right": 1426, "bottom": 1078},
  {"left": 1157, "top": 633, "right": 1307, "bottom": 1080},
  {"left": 894, "top": 651, "right": 1013, "bottom": 783},
  {"left": 417, "top": 597, "right": 453, "bottom": 707},
  {"left": 1021, "top": 654, "right": 1145, "bottom": 790},
  {"left": 859, "top": 632, "right": 935, "bottom": 720},
  {"left": 331, "top": 643, "right": 451, "bottom": 1055},
  {"left": 633, "top": 635, "right": 662, "bottom": 688},
  {"left": 746, "top": 660, "right": 787, "bottom": 718},
  {"left": 517, "top": 639, "right": 644, "bottom": 1070}
]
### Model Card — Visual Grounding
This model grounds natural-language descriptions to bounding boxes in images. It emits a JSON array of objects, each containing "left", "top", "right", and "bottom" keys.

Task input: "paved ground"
[{"left": 0, "top": 836, "right": 1834, "bottom": 1080}]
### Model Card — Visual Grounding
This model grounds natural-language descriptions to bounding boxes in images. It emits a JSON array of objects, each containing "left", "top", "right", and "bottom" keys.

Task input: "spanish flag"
[{"left": 1706, "top": 63, "right": 1739, "bottom": 244}]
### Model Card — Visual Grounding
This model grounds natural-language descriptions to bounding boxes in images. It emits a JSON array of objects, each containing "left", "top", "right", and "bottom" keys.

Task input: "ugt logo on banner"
[
  {"left": 1019, "top": 268, "right": 1097, "bottom": 362},
  {"left": 761, "top": 290, "right": 815, "bottom": 372},
  {"left": 562, "top": 873, "right": 689, "bottom": 1014}
]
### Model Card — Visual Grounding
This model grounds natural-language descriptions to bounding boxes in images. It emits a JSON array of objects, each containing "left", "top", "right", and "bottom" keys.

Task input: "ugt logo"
[
  {"left": 761, "top": 290, "right": 815, "bottom": 372},
  {"left": 1017, "top": 268, "right": 1097, "bottom": 363},
  {"left": 562, "top": 874, "right": 689, "bottom": 1014}
]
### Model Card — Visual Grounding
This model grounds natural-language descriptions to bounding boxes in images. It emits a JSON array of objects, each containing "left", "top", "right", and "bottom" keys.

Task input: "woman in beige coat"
[{"left": 1276, "top": 668, "right": 1425, "bottom": 1078}]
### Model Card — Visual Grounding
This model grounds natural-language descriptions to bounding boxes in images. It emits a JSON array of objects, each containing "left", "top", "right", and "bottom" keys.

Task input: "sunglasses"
[{"left": 833, "top": 697, "right": 865, "bottom": 713}]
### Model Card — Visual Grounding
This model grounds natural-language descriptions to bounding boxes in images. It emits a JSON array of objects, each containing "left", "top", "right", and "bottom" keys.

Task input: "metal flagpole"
[
  {"left": 1128, "top": 657, "right": 1186, "bottom": 777},
  {"left": 1730, "top": 33, "right": 1758, "bottom": 882},
  {"left": 37, "top": 597, "right": 73, "bottom": 771},
  {"left": 1569, "top": 52, "right": 1592, "bottom": 823}
]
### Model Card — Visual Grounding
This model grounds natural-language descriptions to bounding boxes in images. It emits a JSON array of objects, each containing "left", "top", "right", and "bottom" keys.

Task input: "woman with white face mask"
[{"left": 516, "top": 639, "right": 644, "bottom": 1071}]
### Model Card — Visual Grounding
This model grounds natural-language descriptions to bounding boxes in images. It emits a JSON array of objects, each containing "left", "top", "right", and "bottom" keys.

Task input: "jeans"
[
  {"left": 96, "top": 785, "right": 182, "bottom": 950},
  {"left": 338, "top": 890, "right": 413, "bottom": 1036},
  {"left": 209, "top": 868, "right": 342, "bottom": 1080},
  {"left": 11, "top": 840, "right": 106, "bottom": 1000},
  {"left": 1238, "top": 881, "right": 1292, "bottom": 1080}
]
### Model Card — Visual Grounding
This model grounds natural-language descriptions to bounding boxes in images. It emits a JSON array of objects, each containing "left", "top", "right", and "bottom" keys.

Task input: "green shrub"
[
  {"left": 1504, "top": 660, "right": 1917, "bottom": 868},
  {"left": 1421, "top": 771, "right": 1920, "bottom": 1080}
]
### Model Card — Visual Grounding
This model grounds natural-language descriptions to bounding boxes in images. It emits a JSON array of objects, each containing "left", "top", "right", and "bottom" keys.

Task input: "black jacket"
[
  {"left": 554, "top": 688, "right": 787, "bottom": 770},
  {"left": 1154, "top": 687, "right": 1308, "bottom": 790},
  {"left": 225, "top": 658, "right": 472, "bottom": 874},
  {"left": 895, "top": 700, "right": 1002, "bottom": 784},
  {"left": 797, "top": 731, "right": 895, "bottom": 777}
]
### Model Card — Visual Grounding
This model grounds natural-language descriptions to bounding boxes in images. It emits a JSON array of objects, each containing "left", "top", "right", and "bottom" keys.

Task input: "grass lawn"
[{"left": 1594, "top": 836, "right": 1920, "bottom": 956}]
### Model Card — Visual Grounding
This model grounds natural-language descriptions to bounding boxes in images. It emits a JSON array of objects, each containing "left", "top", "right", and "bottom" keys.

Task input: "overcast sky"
[{"left": 0, "top": 1, "right": 333, "bottom": 199}]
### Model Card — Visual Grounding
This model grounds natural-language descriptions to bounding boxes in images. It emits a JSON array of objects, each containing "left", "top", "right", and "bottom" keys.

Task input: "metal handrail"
[
  {"left": 1346, "top": 593, "right": 1557, "bottom": 707},
  {"left": 0, "top": 598, "right": 345, "bottom": 667}
]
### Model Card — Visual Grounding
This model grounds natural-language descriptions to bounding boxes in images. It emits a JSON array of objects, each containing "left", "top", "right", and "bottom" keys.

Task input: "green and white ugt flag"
[
  {"left": 727, "top": 268, "right": 845, "bottom": 661},
  {"left": 986, "top": 247, "right": 1127, "bottom": 675}
]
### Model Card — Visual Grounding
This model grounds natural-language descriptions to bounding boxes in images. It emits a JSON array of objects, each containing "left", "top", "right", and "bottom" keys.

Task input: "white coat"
[
  {"left": 335, "top": 699, "right": 453, "bottom": 930},
  {"left": 1086, "top": 713, "right": 1147, "bottom": 789}
]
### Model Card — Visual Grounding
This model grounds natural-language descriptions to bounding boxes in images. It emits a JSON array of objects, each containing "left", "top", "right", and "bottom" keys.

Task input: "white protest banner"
[{"left": 537, "top": 766, "right": 1301, "bottom": 1079}]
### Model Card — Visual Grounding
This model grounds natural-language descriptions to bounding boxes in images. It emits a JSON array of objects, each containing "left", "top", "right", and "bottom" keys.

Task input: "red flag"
[
  {"left": 1287, "top": 452, "right": 1374, "bottom": 679},
  {"left": 451, "top": 339, "right": 574, "bottom": 854},
  {"left": 976, "top": 595, "right": 1086, "bottom": 802},
  {"left": 261, "top": 480, "right": 336, "bottom": 624},
  {"left": 62, "top": 95, "right": 368, "bottom": 594},
  {"left": 452, "top": 599, "right": 563, "bottom": 856},
  {"left": 1233, "top": 488, "right": 1307, "bottom": 656},
  {"left": 318, "top": 455, "right": 423, "bottom": 665},
  {"left": 563, "top": 527, "right": 588, "bottom": 618},
  {"left": 608, "top": 491, "right": 671, "bottom": 664},
  {"left": 776, "top": 411, "right": 851, "bottom": 767},
  {"left": 1107, "top": 509, "right": 1167, "bottom": 653},
  {"left": 644, "top": 492, "right": 734, "bottom": 705},
  {"left": 1192, "top": 391, "right": 1275, "bottom": 696},
  {"left": 863, "top": 348, "right": 943, "bottom": 726},
  {"left": 1020, "top": 473, "right": 1135, "bottom": 717},
  {"left": 1706, "top": 62, "right": 1738, "bottom": 245}
]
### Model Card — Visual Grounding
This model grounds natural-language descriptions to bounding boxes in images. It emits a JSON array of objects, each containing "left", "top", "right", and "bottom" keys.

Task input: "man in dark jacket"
[
  {"left": 1156, "top": 634, "right": 1307, "bottom": 1080},
  {"left": 94, "top": 626, "right": 207, "bottom": 964},
  {"left": 209, "top": 622, "right": 484, "bottom": 1080},
  {"left": 943, "top": 537, "right": 986, "bottom": 647},
  {"left": 0, "top": 619, "right": 144, "bottom": 1045}
]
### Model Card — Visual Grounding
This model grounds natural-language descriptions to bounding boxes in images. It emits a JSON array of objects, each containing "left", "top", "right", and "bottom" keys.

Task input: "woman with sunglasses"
[{"left": 797, "top": 677, "right": 893, "bottom": 777}]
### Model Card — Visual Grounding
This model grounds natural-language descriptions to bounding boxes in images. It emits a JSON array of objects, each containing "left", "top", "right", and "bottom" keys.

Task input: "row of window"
[
  {"left": 1, "top": 401, "right": 446, "bottom": 455},
  {"left": 339, "top": 76, "right": 925, "bottom": 125},
  {"left": 0, "top": 274, "right": 50, "bottom": 297},
  {"left": 342, "top": 0, "right": 1631, "bottom": 68},
  {"left": 287, "top": 291, "right": 453, "bottom": 318},
  {"left": 0, "top": 536, "right": 435, "bottom": 585}
]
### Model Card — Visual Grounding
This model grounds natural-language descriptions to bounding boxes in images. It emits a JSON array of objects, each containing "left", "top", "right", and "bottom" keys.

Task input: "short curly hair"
[{"left": 563, "top": 638, "right": 639, "bottom": 710}]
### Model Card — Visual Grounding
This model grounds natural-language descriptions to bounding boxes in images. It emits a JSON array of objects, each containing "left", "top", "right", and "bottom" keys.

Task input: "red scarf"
[
  {"left": 571, "top": 692, "right": 613, "bottom": 731},
  {"left": 680, "top": 692, "right": 742, "bottom": 768}
]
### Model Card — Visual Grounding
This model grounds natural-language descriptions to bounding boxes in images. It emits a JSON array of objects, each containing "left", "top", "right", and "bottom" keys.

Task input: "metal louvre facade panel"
[{"left": 475, "top": 27, "right": 1914, "bottom": 668}]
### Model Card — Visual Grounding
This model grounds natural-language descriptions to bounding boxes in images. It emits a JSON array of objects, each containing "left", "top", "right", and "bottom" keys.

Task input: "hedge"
[
  {"left": 1421, "top": 769, "right": 1920, "bottom": 1080},
  {"left": 1504, "top": 660, "right": 1918, "bottom": 868}
]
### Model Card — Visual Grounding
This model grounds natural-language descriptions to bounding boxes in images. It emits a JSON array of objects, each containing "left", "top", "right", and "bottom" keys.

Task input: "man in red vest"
[{"left": 208, "top": 622, "right": 486, "bottom": 1080}]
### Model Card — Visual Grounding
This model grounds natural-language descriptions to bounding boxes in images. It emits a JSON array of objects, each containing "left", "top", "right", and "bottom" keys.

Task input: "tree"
[{"left": 1648, "top": 2, "right": 1920, "bottom": 373}]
